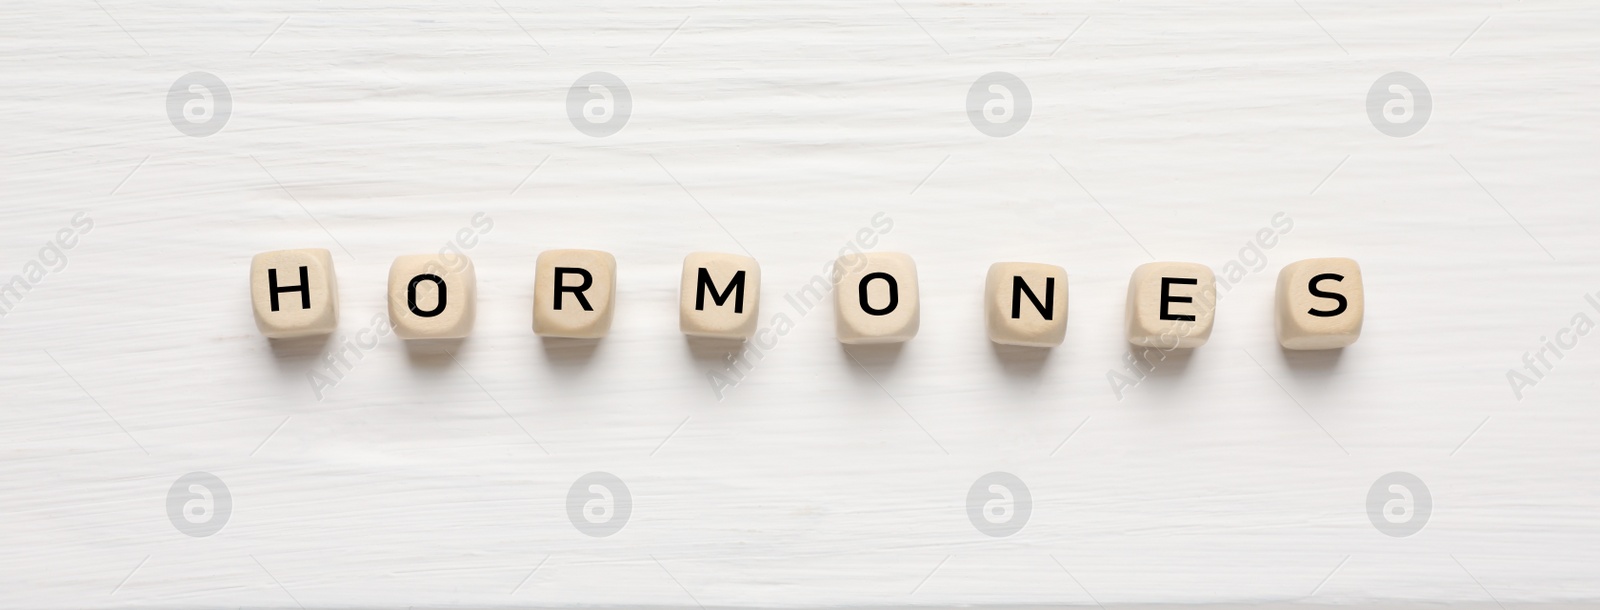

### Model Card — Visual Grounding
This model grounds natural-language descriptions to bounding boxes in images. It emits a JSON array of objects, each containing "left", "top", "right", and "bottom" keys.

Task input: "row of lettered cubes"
[{"left": 251, "top": 248, "right": 1364, "bottom": 350}]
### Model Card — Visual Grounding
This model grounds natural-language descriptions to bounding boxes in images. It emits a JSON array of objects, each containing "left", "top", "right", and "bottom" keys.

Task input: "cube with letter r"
[{"left": 533, "top": 249, "right": 616, "bottom": 339}]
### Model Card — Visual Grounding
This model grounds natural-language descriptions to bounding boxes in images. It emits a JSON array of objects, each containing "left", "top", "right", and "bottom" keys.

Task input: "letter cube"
[
  {"left": 835, "top": 252, "right": 919, "bottom": 344},
  {"left": 1125, "top": 261, "right": 1215, "bottom": 348},
  {"left": 680, "top": 251, "right": 760, "bottom": 339},
  {"left": 250, "top": 248, "right": 338, "bottom": 338},
  {"left": 1275, "top": 257, "right": 1363, "bottom": 350},
  {"left": 985, "top": 262, "right": 1068, "bottom": 347},
  {"left": 533, "top": 249, "right": 616, "bottom": 339},
  {"left": 387, "top": 254, "right": 476, "bottom": 340}
]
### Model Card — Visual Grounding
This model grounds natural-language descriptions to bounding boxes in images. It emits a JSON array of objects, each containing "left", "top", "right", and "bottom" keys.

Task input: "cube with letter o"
[
  {"left": 834, "top": 252, "right": 919, "bottom": 344},
  {"left": 387, "top": 253, "right": 476, "bottom": 340}
]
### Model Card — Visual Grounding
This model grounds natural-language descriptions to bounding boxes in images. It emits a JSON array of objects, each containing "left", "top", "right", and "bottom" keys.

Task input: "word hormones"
[{"left": 249, "top": 249, "right": 1364, "bottom": 350}]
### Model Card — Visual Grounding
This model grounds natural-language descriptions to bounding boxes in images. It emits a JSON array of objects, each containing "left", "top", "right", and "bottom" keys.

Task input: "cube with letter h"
[
  {"left": 1125, "top": 261, "right": 1216, "bottom": 348},
  {"left": 1275, "top": 257, "right": 1363, "bottom": 350},
  {"left": 250, "top": 248, "right": 339, "bottom": 338},
  {"left": 835, "top": 252, "right": 919, "bottom": 344},
  {"left": 680, "top": 252, "right": 760, "bottom": 339},
  {"left": 985, "top": 262, "right": 1068, "bottom": 347},
  {"left": 533, "top": 249, "right": 616, "bottom": 339}
]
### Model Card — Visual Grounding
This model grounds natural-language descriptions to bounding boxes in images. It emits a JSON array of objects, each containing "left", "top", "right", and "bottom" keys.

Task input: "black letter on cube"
[
  {"left": 407, "top": 274, "right": 447, "bottom": 317},
  {"left": 1011, "top": 276, "right": 1054, "bottom": 320},
  {"left": 695, "top": 268, "right": 746, "bottom": 313},
  {"left": 268, "top": 266, "right": 311, "bottom": 312},
  {"left": 554, "top": 267, "right": 595, "bottom": 311},
  {"left": 1159, "top": 277, "right": 1197, "bottom": 321},
  {"left": 859, "top": 272, "right": 899, "bottom": 316}
]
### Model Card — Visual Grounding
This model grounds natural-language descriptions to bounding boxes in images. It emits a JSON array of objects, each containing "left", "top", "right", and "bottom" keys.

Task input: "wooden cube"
[
  {"left": 835, "top": 252, "right": 919, "bottom": 344},
  {"left": 387, "top": 254, "right": 476, "bottom": 340},
  {"left": 1275, "top": 257, "right": 1363, "bottom": 350},
  {"left": 985, "top": 262, "right": 1068, "bottom": 347},
  {"left": 1125, "top": 261, "right": 1215, "bottom": 348},
  {"left": 533, "top": 249, "right": 616, "bottom": 339},
  {"left": 250, "top": 248, "right": 339, "bottom": 338},
  {"left": 680, "top": 251, "right": 760, "bottom": 339}
]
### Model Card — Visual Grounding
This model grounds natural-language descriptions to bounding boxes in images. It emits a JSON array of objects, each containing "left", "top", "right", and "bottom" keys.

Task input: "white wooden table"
[{"left": 3, "top": 1, "right": 1598, "bottom": 607}]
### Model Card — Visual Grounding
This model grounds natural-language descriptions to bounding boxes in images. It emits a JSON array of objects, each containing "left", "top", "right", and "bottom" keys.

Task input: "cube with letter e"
[{"left": 1125, "top": 262, "right": 1216, "bottom": 348}]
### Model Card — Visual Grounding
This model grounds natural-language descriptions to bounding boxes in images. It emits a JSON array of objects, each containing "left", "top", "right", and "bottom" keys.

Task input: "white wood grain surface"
[{"left": 3, "top": 0, "right": 1600, "bottom": 607}]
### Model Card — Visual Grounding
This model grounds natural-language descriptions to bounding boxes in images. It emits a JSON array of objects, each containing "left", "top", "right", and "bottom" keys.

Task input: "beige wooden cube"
[
  {"left": 835, "top": 252, "right": 919, "bottom": 344},
  {"left": 985, "top": 262, "right": 1068, "bottom": 347},
  {"left": 533, "top": 249, "right": 616, "bottom": 339},
  {"left": 1125, "top": 261, "right": 1216, "bottom": 348},
  {"left": 1275, "top": 257, "right": 1363, "bottom": 350},
  {"left": 387, "top": 254, "right": 476, "bottom": 340},
  {"left": 250, "top": 248, "right": 338, "bottom": 338},
  {"left": 680, "top": 251, "right": 760, "bottom": 339}
]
